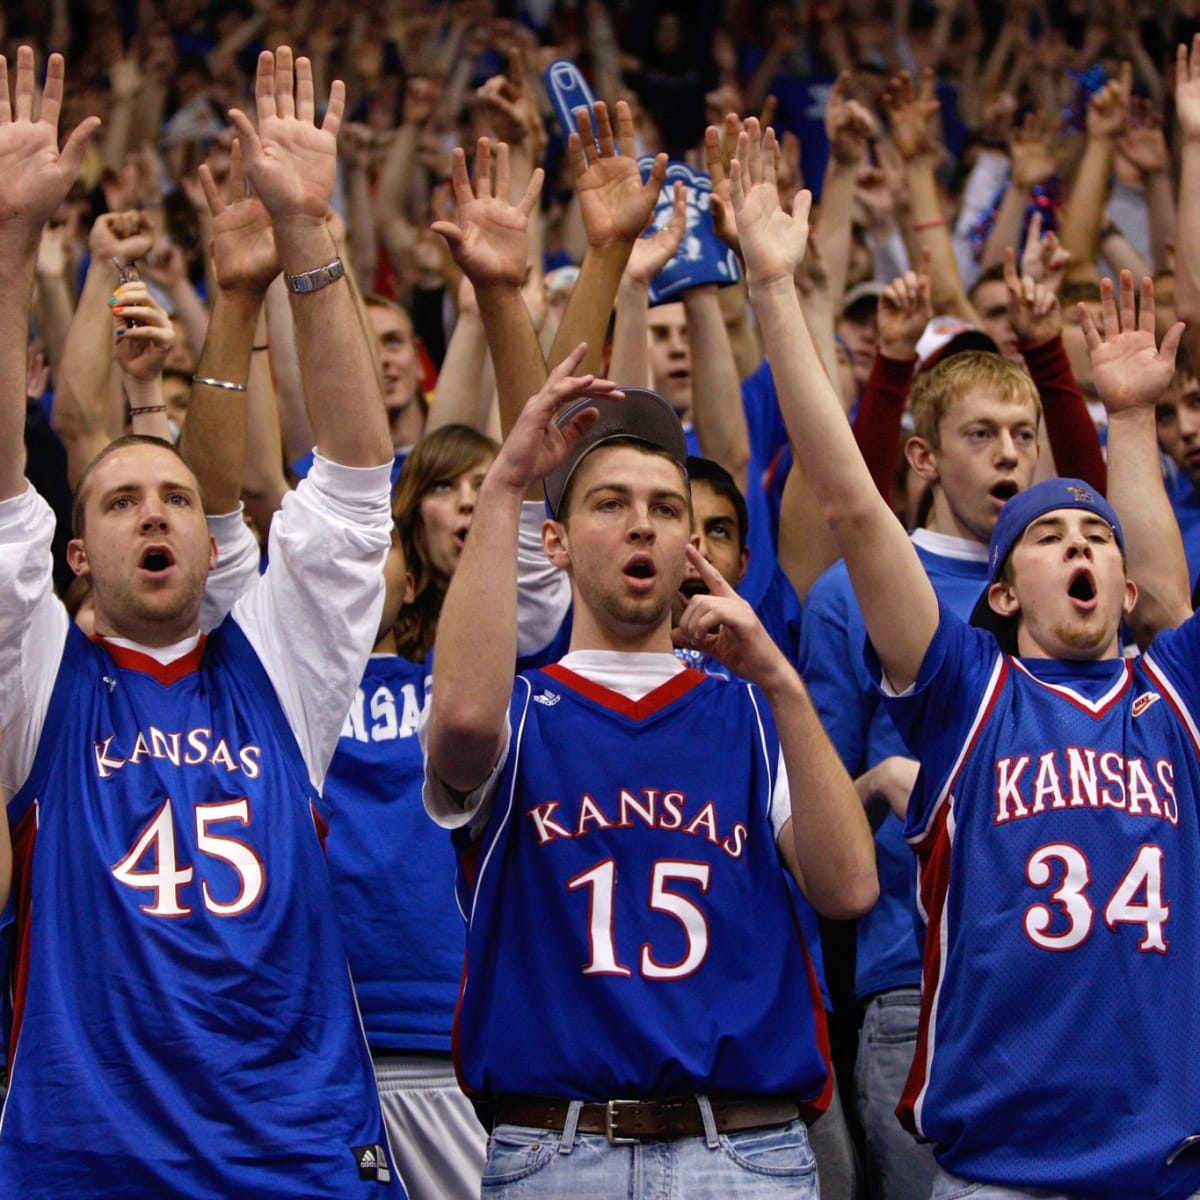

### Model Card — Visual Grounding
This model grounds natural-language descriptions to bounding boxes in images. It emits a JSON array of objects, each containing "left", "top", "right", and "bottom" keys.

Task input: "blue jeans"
[
  {"left": 855, "top": 988, "right": 937, "bottom": 1200},
  {"left": 481, "top": 1096, "right": 819, "bottom": 1198}
]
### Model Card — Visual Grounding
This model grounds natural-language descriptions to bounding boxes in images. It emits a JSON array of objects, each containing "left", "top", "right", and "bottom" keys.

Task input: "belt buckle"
[{"left": 605, "top": 1099, "right": 641, "bottom": 1144}]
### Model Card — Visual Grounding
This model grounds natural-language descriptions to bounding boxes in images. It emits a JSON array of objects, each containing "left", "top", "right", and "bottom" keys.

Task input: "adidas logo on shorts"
[{"left": 352, "top": 1143, "right": 392, "bottom": 1184}]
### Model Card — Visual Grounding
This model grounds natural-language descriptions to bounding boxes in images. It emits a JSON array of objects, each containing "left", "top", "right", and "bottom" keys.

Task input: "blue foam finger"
[
  {"left": 545, "top": 59, "right": 600, "bottom": 153},
  {"left": 639, "top": 162, "right": 742, "bottom": 304}
]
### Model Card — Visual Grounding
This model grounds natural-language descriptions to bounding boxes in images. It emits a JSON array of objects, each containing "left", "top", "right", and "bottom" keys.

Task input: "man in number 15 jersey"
[{"left": 423, "top": 352, "right": 877, "bottom": 1198}]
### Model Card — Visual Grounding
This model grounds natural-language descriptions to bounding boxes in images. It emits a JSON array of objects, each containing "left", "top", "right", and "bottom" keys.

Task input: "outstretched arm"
[
  {"left": 549, "top": 101, "right": 667, "bottom": 379},
  {"left": 734, "top": 121, "right": 938, "bottom": 692},
  {"left": 1084, "top": 273, "right": 1190, "bottom": 638},
  {"left": 1173, "top": 37, "right": 1200, "bottom": 370},
  {"left": 675, "top": 547, "right": 877, "bottom": 917},
  {"left": 229, "top": 48, "right": 390, "bottom": 468},
  {"left": 110, "top": 278, "right": 174, "bottom": 441},
  {"left": 428, "top": 345, "right": 614, "bottom": 794},
  {"left": 432, "top": 137, "right": 547, "bottom": 466},
  {"left": 1060, "top": 64, "right": 1131, "bottom": 286},
  {"left": 0, "top": 47, "right": 98, "bottom": 907},
  {"left": 179, "top": 140, "right": 281, "bottom": 515}
]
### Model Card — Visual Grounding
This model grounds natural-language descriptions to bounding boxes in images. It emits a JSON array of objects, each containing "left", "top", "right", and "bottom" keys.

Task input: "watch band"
[{"left": 284, "top": 256, "right": 346, "bottom": 295}]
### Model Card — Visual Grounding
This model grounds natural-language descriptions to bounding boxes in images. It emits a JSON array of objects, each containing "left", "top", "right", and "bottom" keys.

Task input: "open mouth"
[
  {"left": 624, "top": 555, "right": 657, "bottom": 584},
  {"left": 1067, "top": 569, "right": 1096, "bottom": 603},
  {"left": 990, "top": 480, "right": 1019, "bottom": 503},
  {"left": 139, "top": 546, "right": 175, "bottom": 574},
  {"left": 679, "top": 578, "right": 708, "bottom": 599}
]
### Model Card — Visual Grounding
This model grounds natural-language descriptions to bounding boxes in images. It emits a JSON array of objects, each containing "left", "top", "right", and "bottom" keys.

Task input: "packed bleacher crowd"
[{"left": 3, "top": 2, "right": 1200, "bottom": 1198}]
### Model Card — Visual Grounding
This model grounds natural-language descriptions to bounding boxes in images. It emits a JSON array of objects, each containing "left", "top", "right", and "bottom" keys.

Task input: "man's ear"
[
  {"left": 66, "top": 538, "right": 90, "bottom": 579},
  {"left": 736, "top": 543, "right": 750, "bottom": 586},
  {"left": 905, "top": 435, "right": 940, "bottom": 484},
  {"left": 208, "top": 535, "right": 218, "bottom": 572},
  {"left": 1122, "top": 577, "right": 1138, "bottom": 617},
  {"left": 543, "top": 519, "right": 571, "bottom": 569},
  {"left": 988, "top": 578, "right": 1019, "bottom": 618}
]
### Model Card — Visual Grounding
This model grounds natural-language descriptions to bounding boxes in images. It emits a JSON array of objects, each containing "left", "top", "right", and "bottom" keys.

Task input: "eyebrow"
[
  {"left": 582, "top": 481, "right": 689, "bottom": 505},
  {"left": 97, "top": 479, "right": 199, "bottom": 504}
]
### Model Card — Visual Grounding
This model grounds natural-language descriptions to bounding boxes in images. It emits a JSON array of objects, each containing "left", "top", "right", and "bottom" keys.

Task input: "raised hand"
[
  {"left": 88, "top": 210, "right": 155, "bottom": 264},
  {"left": 1019, "top": 210, "right": 1069, "bottom": 293},
  {"left": 1176, "top": 36, "right": 1200, "bottom": 143},
  {"left": 431, "top": 138, "right": 543, "bottom": 288},
  {"left": 0, "top": 48, "right": 99, "bottom": 238},
  {"left": 878, "top": 246, "right": 933, "bottom": 359},
  {"left": 1082, "top": 271, "right": 1185, "bottom": 417},
  {"left": 227, "top": 47, "right": 343, "bottom": 226},
  {"left": 472, "top": 48, "right": 544, "bottom": 160},
  {"left": 730, "top": 118, "right": 814, "bottom": 290},
  {"left": 199, "top": 138, "right": 280, "bottom": 294},
  {"left": 624, "top": 182, "right": 686, "bottom": 288},
  {"left": 882, "top": 68, "right": 940, "bottom": 162},
  {"left": 673, "top": 546, "right": 785, "bottom": 686},
  {"left": 1118, "top": 98, "right": 1168, "bottom": 178},
  {"left": 1004, "top": 246, "right": 1060, "bottom": 347},
  {"left": 704, "top": 120, "right": 741, "bottom": 255},
  {"left": 111, "top": 280, "right": 174, "bottom": 382},
  {"left": 825, "top": 71, "right": 877, "bottom": 166},
  {"left": 570, "top": 100, "right": 667, "bottom": 251},
  {"left": 1086, "top": 61, "right": 1132, "bottom": 142},
  {"left": 1009, "top": 111, "right": 1056, "bottom": 190},
  {"left": 490, "top": 342, "right": 621, "bottom": 494}
]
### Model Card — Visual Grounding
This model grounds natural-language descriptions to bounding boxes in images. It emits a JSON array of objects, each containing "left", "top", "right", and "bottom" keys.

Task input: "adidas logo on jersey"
[
  {"left": 534, "top": 690, "right": 561, "bottom": 706},
  {"left": 1132, "top": 691, "right": 1161, "bottom": 718},
  {"left": 352, "top": 1144, "right": 392, "bottom": 1183}
]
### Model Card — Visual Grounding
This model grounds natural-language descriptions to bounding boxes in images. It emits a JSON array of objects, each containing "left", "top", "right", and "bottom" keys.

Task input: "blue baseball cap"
[{"left": 970, "top": 477, "right": 1125, "bottom": 652}]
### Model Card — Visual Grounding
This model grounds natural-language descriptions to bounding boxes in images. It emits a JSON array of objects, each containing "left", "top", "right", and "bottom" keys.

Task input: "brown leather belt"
[{"left": 492, "top": 1095, "right": 800, "bottom": 1143}]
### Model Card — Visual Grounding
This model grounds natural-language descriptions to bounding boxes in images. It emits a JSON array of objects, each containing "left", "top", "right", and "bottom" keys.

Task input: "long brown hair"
[{"left": 391, "top": 425, "right": 498, "bottom": 661}]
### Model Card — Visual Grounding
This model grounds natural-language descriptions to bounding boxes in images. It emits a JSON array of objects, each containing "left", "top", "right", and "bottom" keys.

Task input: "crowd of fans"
[{"left": 5, "top": 1, "right": 1200, "bottom": 1198}]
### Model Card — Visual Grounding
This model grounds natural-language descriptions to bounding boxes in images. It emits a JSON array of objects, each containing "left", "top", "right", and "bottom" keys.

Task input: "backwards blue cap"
[{"left": 971, "top": 477, "right": 1125, "bottom": 652}]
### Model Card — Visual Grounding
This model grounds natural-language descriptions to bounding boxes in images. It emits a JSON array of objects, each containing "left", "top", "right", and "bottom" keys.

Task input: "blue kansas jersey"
[
  {"left": 877, "top": 610, "right": 1200, "bottom": 1199},
  {"left": 1, "top": 620, "right": 398, "bottom": 1199},
  {"left": 453, "top": 664, "right": 831, "bottom": 1107}
]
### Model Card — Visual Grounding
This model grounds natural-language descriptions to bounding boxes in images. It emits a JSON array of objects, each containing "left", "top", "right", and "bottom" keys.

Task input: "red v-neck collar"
[
  {"left": 541, "top": 662, "right": 707, "bottom": 720},
  {"left": 92, "top": 635, "right": 206, "bottom": 685}
]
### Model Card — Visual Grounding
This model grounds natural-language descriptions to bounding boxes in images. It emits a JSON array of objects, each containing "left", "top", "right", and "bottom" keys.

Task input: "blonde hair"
[{"left": 910, "top": 351, "right": 1041, "bottom": 449}]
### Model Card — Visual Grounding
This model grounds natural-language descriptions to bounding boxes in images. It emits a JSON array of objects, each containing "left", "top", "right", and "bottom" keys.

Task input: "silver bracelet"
[
  {"left": 191, "top": 375, "right": 248, "bottom": 392},
  {"left": 284, "top": 256, "right": 346, "bottom": 295}
]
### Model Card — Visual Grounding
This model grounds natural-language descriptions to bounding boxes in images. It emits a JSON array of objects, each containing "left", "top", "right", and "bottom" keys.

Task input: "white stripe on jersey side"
[
  {"left": 913, "top": 800, "right": 956, "bottom": 1139},
  {"left": 744, "top": 684, "right": 776, "bottom": 821},
  {"left": 1008, "top": 655, "right": 1133, "bottom": 714},
  {"left": 1139, "top": 654, "right": 1200, "bottom": 756},
  {"left": 467, "top": 677, "right": 533, "bottom": 929},
  {"left": 907, "top": 652, "right": 1007, "bottom": 867}
]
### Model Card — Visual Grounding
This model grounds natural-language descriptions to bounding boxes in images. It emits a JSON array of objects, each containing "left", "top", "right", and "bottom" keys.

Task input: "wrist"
[
  {"left": 748, "top": 272, "right": 801, "bottom": 302},
  {"left": 880, "top": 341, "right": 919, "bottom": 361},
  {"left": 271, "top": 217, "right": 337, "bottom": 272}
]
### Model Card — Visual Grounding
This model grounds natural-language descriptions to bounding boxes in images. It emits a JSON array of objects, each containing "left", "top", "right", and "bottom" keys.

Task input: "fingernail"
[
  {"left": 108, "top": 296, "right": 119, "bottom": 306},
  {"left": 115, "top": 329, "right": 125, "bottom": 339},
  {"left": 113, "top": 306, "right": 125, "bottom": 314}
]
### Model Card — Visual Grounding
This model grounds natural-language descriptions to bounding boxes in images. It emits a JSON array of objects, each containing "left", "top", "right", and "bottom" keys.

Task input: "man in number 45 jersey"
[
  {"left": 423, "top": 351, "right": 877, "bottom": 1199},
  {"left": 0, "top": 49, "right": 400, "bottom": 1198},
  {"left": 731, "top": 112, "right": 1200, "bottom": 1200}
]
